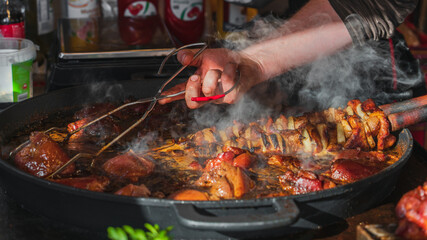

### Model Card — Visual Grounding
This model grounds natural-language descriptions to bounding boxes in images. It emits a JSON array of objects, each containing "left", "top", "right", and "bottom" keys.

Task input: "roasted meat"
[
  {"left": 267, "top": 155, "right": 301, "bottom": 171},
  {"left": 51, "top": 175, "right": 109, "bottom": 192},
  {"left": 330, "top": 159, "right": 378, "bottom": 183},
  {"left": 193, "top": 151, "right": 255, "bottom": 200},
  {"left": 279, "top": 170, "right": 323, "bottom": 194},
  {"left": 14, "top": 132, "right": 75, "bottom": 178},
  {"left": 115, "top": 183, "right": 151, "bottom": 197},
  {"left": 67, "top": 117, "right": 121, "bottom": 145},
  {"left": 67, "top": 103, "right": 121, "bottom": 144},
  {"left": 168, "top": 189, "right": 210, "bottom": 201},
  {"left": 102, "top": 151, "right": 155, "bottom": 182},
  {"left": 395, "top": 181, "right": 427, "bottom": 239}
]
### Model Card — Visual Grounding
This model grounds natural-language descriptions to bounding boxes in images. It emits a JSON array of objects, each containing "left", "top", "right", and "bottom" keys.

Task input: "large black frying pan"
[{"left": 0, "top": 80, "right": 413, "bottom": 239}]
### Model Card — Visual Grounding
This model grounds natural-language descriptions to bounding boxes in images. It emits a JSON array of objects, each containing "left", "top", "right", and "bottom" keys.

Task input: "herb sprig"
[{"left": 107, "top": 224, "right": 173, "bottom": 240}]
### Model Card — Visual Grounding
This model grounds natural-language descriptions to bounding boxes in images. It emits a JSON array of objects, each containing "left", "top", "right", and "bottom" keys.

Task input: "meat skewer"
[{"left": 166, "top": 97, "right": 427, "bottom": 158}]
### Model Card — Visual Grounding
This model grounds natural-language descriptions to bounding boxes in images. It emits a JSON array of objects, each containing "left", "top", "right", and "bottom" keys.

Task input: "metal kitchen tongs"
[
  {"left": 68, "top": 42, "right": 208, "bottom": 143},
  {"left": 48, "top": 43, "right": 209, "bottom": 178},
  {"left": 9, "top": 43, "right": 208, "bottom": 178},
  {"left": 83, "top": 42, "right": 209, "bottom": 155}
]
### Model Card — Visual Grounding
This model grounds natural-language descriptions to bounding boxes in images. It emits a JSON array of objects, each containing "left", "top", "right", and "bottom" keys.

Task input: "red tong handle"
[
  {"left": 190, "top": 69, "right": 240, "bottom": 102},
  {"left": 191, "top": 94, "right": 226, "bottom": 102}
]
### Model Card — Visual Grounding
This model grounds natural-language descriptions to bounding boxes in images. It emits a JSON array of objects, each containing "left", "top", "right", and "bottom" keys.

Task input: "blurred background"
[{"left": 3, "top": 0, "right": 427, "bottom": 147}]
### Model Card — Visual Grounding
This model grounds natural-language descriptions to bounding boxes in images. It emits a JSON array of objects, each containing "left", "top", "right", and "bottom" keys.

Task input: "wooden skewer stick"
[
  {"left": 380, "top": 94, "right": 427, "bottom": 115},
  {"left": 387, "top": 105, "right": 427, "bottom": 132}
]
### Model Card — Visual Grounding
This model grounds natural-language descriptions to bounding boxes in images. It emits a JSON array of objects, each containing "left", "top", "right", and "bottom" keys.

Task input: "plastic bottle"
[
  {"left": 61, "top": 0, "right": 101, "bottom": 52},
  {"left": 118, "top": 0, "right": 161, "bottom": 46},
  {"left": 62, "top": 0, "right": 100, "bottom": 18},
  {"left": 0, "top": 0, "right": 25, "bottom": 38},
  {"left": 164, "top": 0, "right": 204, "bottom": 45},
  {"left": 24, "top": 0, "right": 55, "bottom": 63}
]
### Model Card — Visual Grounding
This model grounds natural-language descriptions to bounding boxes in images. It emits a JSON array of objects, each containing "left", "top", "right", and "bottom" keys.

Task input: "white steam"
[
  {"left": 224, "top": 14, "right": 421, "bottom": 114},
  {"left": 85, "top": 13, "right": 423, "bottom": 157},
  {"left": 186, "top": 13, "right": 423, "bottom": 133},
  {"left": 129, "top": 131, "right": 159, "bottom": 153},
  {"left": 87, "top": 81, "right": 125, "bottom": 103}
]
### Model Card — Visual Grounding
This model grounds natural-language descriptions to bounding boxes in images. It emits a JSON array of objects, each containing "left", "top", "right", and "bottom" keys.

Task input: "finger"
[
  {"left": 185, "top": 75, "right": 205, "bottom": 109},
  {"left": 220, "top": 63, "right": 239, "bottom": 104},
  {"left": 177, "top": 49, "right": 203, "bottom": 67},
  {"left": 202, "top": 69, "right": 222, "bottom": 97},
  {"left": 158, "top": 82, "right": 186, "bottom": 105}
]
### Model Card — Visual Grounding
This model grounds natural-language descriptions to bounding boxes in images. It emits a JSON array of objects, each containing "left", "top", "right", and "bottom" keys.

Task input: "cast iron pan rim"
[
  {"left": 0, "top": 129, "right": 412, "bottom": 207},
  {"left": 0, "top": 79, "right": 160, "bottom": 115}
]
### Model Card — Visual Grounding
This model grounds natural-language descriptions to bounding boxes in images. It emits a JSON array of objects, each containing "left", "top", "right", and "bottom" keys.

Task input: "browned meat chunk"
[
  {"left": 14, "top": 132, "right": 75, "bottom": 178},
  {"left": 168, "top": 189, "right": 209, "bottom": 201},
  {"left": 344, "top": 115, "right": 370, "bottom": 150},
  {"left": 305, "top": 124, "right": 323, "bottom": 153},
  {"left": 220, "top": 162, "right": 253, "bottom": 198},
  {"left": 204, "top": 151, "right": 235, "bottom": 172},
  {"left": 232, "top": 153, "right": 253, "bottom": 169},
  {"left": 68, "top": 103, "right": 122, "bottom": 144},
  {"left": 280, "top": 130, "right": 304, "bottom": 154},
  {"left": 67, "top": 118, "right": 89, "bottom": 142},
  {"left": 195, "top": 157, "right": 254, "bottom": 200},
  {"left": 52, "top": 175, "right": 109, "bottom": 192},
  {"left": 369, "top": 111, "right": 395, "bottom": 151},
  {"left": 267, "top": 155, "right": 300, "bottom": 172},
  {"left": 361, "top": 99, "right": 379, "bottom": 113},
  {"left": 330, "top": 159, "right": 378, "bottom": 183},
  {"left": 210, "top": 176, "right": 233, "bottom": 199},
  {"left": 222, "top": 145, "right": 246, "bottom": 155},
  {"left": 294, "top": 116, "right": 308, "bottom": 129},
  {"left": 395, "top": 181, "right": 427, "bottom": 239},
  {"left": 67, "top": 117, "right": 120, "bottom": 144},
  {"left": 279, "top": 170, "right": 323, "bottom": 194},
  {"left": 322, "top": 178, "right": 336, "bottom": 189},
  {"left": 347, "top": 99, "right": 362, "bottom": 113},
  {"left": 206, "top": 161, "right": 253, "bottom": 199},
  {"left": 115, "top": 184, "right": 151, "bottom": 197},
  {"left": 102, "top": 151, "right": 155, "bottom": 182}
]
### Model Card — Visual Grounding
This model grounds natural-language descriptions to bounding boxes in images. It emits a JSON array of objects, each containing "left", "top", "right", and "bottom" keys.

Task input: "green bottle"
[{"left": 24, "top": 0, "right": 55, "bottom": 65}]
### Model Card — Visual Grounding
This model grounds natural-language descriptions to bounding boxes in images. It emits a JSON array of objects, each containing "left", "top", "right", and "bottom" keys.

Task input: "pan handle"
[{"left": 172, "top": 198, "right": 299, "bottom": 232}]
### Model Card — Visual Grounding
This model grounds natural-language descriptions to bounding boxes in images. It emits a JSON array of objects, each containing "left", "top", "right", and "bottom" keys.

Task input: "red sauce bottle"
[
  {"left": 118, "top": 0, "right": 160, "bottom": 45},
  {"left": 164, "top": 0, "right": 204, "bottom": 45},
  {"left": 0, "top": 0, "right": 25, "bottom": 38}
]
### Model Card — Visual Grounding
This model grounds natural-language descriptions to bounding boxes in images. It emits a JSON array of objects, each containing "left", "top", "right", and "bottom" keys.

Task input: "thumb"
[{"left": 177, "top": 49, "right": 202, "bottom": 67}]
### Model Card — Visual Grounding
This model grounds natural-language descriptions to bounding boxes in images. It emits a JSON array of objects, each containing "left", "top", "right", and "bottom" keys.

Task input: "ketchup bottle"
[
  {"left": 118, "top": 0, "right": 160, "bottom": 46},
  {"left": 165, "top": 0, "right": 204, "bottom": 45},
  {"left": 0, "top": 0, "right": 25, "bottom": 38}
]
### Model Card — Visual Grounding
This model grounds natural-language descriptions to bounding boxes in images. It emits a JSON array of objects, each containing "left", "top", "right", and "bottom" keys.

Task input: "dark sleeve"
[{"left": 328, "top": 0, "right": 418, "bottom": 44}]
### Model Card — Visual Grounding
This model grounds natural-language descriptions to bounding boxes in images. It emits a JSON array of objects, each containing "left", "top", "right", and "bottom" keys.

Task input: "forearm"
[{"left": 240, "top": 0, "right": 351, "bottom": 82}]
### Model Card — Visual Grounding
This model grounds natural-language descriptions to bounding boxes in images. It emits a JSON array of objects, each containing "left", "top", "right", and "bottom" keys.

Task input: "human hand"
[{"left": 158, "top": 48, "right": 265, "bottom": 109}]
